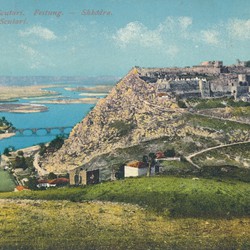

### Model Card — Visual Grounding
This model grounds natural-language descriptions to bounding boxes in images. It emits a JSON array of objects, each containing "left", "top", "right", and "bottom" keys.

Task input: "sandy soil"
[
  {"left": 79, "top": 93, "right": 108, "bottom": 96},
  {"left": 0, "top": 103, "right": 48, "bottom": 113},
  {"left": 15, "top": 145, "right": 41, "bottom": 157},
  {"left": 34, "top": 98, "right": 100, "bottom": 104},
  {"left": 0, "top": 133, "right": 15, "bottom": 140},
  {"left": 65, "top": 85, "right": 112, "bottom": 93},
  {"left": 0, "top": 85, "right": 58, "bottom": 101}
]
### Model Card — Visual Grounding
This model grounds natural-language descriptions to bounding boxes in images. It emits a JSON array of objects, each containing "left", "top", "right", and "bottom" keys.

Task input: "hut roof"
[{"left": 126, "top": 161, "right": 147, "bottom": 168}]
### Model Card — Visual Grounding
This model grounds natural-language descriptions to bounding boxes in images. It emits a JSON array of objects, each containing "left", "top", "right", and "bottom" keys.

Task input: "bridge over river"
[{"left": 13, "top": 126, "right": 74, "bottom": 135}]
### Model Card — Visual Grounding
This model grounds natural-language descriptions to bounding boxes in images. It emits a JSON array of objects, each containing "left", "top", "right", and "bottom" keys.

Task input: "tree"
[
  {"left": 26, "top": 177, "right": 38, "bottom": 190},
  {"left": 245, "top": 61, "right": 250, "bottom": 67},
  {"left": 17, "top": 151, "right": 24, "bottom": 157},
  {"left": 178, "top": 100, "right": 187, "bottom": 108},
  {"left": 3, "top": 147, "right": 10, "bottom": 156},
  {"left": 147, "top": 153, "right": 156, "bottom": 177},
  {"left": 48, "top": 135, "right": 65, "bottom": 151},
  {"left": 39, "top": 143, "right": 46, "bottom": 156},
  {"left": 164, "top": 148, "right": 176, "bottom": 157},
  {"left": 14, "top": 156, "right": 27, "bottom": 170},
  {"left": 142, "top": 155, "right": 149, "bottom": 164},
  {"left": 48, "top": 172, "right": 57, "bottom": 180}
]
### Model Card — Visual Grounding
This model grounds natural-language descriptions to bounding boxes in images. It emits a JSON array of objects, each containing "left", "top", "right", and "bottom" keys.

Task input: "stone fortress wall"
[{"left": 137, "top": 60, "right": 250, "bottom": 101}]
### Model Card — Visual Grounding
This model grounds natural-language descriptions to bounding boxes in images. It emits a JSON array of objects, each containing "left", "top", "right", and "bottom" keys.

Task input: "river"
[{"left": 0, "top": 85, "right": 105, "bottom": 153}]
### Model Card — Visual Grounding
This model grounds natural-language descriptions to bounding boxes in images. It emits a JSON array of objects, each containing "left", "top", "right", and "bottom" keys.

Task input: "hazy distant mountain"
[{"left": 0, "top": 76, "right": 121, "bottom": 86}]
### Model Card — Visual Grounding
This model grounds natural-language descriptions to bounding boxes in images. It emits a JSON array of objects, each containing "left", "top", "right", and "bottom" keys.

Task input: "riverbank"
[
  {"left": 0, "top": 85, "right": 58, "bottom": 102},
  {"left": 65, "top": 85, "right": 112, "bottom": 93},
  {"left": 33, "top": 97, "right": 100, "bottom": 104},
  {"left": 0, "top": 103, "right": 48, "bottom": 113},
  {"left": 0, "top": 133, "right": 15, "bottom": 140},
  {"left": 79, "top": 93, "right": 108, "bottom": 96},
  {"left": 16, "top": 145, "right": 41, "bottom": 156}
]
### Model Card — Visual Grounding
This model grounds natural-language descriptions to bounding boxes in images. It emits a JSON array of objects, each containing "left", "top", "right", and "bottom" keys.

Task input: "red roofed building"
[
  {"left": 49, "top": 178, "right": 69, "bottom": 185},
  {"left": 124, "top": 161, "right": 148, "bottom": 177},
  {"left": 15, "top": 186, "right": 30, "bottom": 192},
  {"left": 156, "top": 151, "right": 165, "bottom": 159},
  {"left": 37, "top": 178, "right": 69, "bottom": 188}
]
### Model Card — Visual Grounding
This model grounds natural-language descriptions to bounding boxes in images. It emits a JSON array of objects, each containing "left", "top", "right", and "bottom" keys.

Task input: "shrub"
[{"left": 109, "top": 120, "right": 135, "bottom": 136}]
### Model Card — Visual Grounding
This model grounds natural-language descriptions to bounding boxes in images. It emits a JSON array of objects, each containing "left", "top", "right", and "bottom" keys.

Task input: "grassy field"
[
  {"left": 0, "top": 177, "right": 250, "bottom": 250},
  {"left": 186, "top": 97, "right": 250, "bottom": 109},
  {"left": 192, "top": 143, "right": 250, "bottom": 164},
  {"left": 0, "top": 170, "right": 16, "bottom": 192},
  {"left": 185, "top": 113, "right": 250, "bottom": 132},
  {"left": 0, "top": 176, "right": 249, "bottom": 249},
  {"left": 159, "top": 160, "right": 196, "bottom": 175},
  {"left": 0, "top": 199, "right": 249, "bottom": 250},
  {"left": 1, "top": 176, "right": 249, "bottom": 218},
  {"left": 190, "top": 143, "right": 250, "bottom": 181}
]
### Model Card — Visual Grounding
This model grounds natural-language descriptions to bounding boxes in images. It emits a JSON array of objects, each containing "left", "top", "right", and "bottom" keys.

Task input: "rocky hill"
[
  {"left": 41, "top": 68, "right": 178, "bottom": 172},
  {"left": 41, "top": 67, "right": 250, "bottom": 173}
]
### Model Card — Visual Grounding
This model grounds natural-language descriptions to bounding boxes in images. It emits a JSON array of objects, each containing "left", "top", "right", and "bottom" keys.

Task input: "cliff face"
[{"left": 42, "top": 69, "right": 183, "bottom": 172}]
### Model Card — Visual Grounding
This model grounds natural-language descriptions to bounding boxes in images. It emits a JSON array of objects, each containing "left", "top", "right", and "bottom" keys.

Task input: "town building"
[
  {"left": 69, "top": 168, "right": 99, "bottom": 185},
  {"left": 124, "top": 161, "right": 148, "bottom": 177}
]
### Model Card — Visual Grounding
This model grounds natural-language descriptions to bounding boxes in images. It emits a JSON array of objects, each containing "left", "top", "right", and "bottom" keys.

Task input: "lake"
[{"left": 0, "top": 85, "right": 103, "bottom": 153}]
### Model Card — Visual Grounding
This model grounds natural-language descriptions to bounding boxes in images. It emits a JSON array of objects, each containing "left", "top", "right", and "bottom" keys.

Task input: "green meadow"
[
  {"left": 0, "top": 176, "right": 250, "bottom": 249},
  {"left": 0, "top": 170, "right": 15, "bottom": 192},
  {"left": 1, "top": 176, "right": 249, "bottom": 218}
]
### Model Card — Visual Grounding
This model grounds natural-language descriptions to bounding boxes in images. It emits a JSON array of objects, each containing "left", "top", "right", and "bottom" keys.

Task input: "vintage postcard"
[{"left": 0, "top": 0, "right": 249, "bottom": 249}]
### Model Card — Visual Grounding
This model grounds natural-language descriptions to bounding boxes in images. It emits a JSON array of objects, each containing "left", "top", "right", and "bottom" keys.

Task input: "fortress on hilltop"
[
  {"left": 137, "top": 60, "right": 250, "bottom": 101},
  {"left": 42, "top": 59, "right": 250, "bottom": 178}
]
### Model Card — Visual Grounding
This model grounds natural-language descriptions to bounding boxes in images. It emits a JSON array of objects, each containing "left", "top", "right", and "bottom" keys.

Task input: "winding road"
[
  {"left": 34, "top": 153, "right": 48, "bottom": 176},
  {"left": 186, "top": 140, "right": 250, "bottom": 169}
]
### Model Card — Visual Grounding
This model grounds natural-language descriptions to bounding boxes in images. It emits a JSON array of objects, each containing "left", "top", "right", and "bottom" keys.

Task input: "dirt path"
[
  {"left": 34, "top": 153, "right": 48, "bottom": 176},
  {"left": 186, "top": 140, "right": 250, "bottom": 169},
  {"left": 195, "top": 111, "right": 250, "bottom": 125}
]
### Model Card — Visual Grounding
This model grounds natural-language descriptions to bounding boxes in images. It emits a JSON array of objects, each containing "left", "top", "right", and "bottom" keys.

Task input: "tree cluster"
[{"left": 39, "top": 135, "right": 65, "bottom": 156}]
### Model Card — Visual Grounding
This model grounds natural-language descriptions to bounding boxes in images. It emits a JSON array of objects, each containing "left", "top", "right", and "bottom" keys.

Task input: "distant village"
[{"left": 1, "top": 145, "right": 180, "bottom": 190}]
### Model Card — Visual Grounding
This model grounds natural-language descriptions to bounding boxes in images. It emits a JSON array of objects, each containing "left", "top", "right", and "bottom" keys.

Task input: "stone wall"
[
  {"left": 232, "top": 86, "right": 250, "bottom": 98},
  {"left": 138, "top": 66, "right": 222, "bottom": 76},
  {"left": 199, "top": 80, "right": 211, "bottom": 98},
  {"left": 138, "top": 64, "right": 250, "bottom": 100}
]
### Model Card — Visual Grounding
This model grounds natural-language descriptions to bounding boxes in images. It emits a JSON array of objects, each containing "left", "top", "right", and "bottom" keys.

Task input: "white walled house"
[
  {"left": 37, "top": 180, "right": 56, "bottom": 188},
  {"left": 124, "top": 161, "right": 148, "bottom": 177}
]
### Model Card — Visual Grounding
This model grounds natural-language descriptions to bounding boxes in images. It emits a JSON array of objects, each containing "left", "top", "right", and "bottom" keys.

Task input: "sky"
[{"left": 0, "top": 0, "right": 250, "bottom": 77}]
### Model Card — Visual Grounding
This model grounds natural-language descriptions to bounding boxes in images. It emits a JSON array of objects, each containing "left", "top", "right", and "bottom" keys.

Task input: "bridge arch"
[{"left": 14, "top": 126, "right": 73, "bottom": 136}]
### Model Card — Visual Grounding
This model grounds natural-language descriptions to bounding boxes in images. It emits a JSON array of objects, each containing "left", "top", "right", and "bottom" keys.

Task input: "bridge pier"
[
  {"left": 45, "top": 128, "right": 51, "bottom": 134},
  {"left": 17, "top": 129, "right": 24, "bottom": 135},
  {"left": 59, "top": 128, "right": 65, "bottom": 134},
  {"left": 31, "top": 129, "right": 37, "bottom": 135}
]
